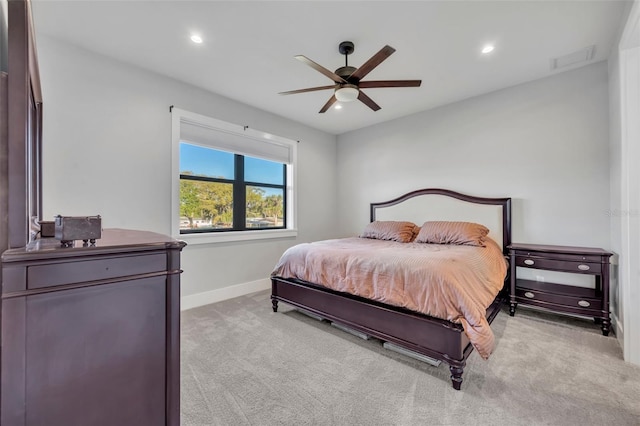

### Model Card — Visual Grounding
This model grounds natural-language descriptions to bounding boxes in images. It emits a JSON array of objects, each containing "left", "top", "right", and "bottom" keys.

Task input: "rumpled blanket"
[{"left": 272, "top": 237, "right": 507, "bottom": 359}]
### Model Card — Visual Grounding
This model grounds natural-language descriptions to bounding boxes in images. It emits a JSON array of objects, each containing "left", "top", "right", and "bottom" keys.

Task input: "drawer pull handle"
[
  {"left": 578, "top": 300, "right": 591, "bottom": 307},
  {"left": 524, "top": 292, "right": 535, "bottom": 299},
  {"left": 577, "top": 264, "right": 590, "bottom": 271},
  {"left": 524, "top": 259, "right": 535, "bottom": 265}
]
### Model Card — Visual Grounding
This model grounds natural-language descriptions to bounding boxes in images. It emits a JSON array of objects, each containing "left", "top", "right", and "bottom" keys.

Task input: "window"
[
  {"left": 179, "top": 144, "right": 286, "bottom": 232},
  {"left": 172, "top": 109, "right": 297, "bottom": 244}
]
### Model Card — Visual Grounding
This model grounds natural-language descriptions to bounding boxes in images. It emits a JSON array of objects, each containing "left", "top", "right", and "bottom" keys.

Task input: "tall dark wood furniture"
[
  {"left": 0, "top": 71, "right": 8, "bottom": 255},
  {"left": 1, "top": 2, "right": 186, "bottom": 425},
  {"left": 508, "top": 243, "right": 613, "bottom": 336},
  {"left": 6, "top": 0, "right": 43, "bottom": 250},
  {"left": 1, "top": 229, "right": 186, "bottom": 425}
]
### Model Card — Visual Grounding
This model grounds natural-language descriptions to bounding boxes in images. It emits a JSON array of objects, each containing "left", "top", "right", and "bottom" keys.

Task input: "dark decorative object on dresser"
[
  {"left": 54, "top": 214, "right": 103, "bottom": 246},
  {"left": 508, "top": 243, "right": 613, "bottom": 336}
]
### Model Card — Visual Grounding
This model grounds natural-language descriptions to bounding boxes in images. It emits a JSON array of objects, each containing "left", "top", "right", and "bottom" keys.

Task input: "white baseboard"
[
  {"left": 181, "top": 278, "right": 271, "bottom": 311},
  {"left": 612, "top": 311, "right": 624, "bottom": 343}
]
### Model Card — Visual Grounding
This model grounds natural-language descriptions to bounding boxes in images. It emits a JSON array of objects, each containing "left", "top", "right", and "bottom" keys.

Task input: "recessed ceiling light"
[
  {"left": 334, "top": 104, "right": 343, "bottom": 110},
  {"left": 191, "top": 35, "right": 203, "bottom": 44},
  {"left": 481, "top": 45, "right": 495, "bottom": 54}
]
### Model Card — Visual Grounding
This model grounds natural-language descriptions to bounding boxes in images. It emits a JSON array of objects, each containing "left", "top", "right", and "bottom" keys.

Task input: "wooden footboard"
[{"left": 271, "top": 276, "right": 505, "bottom": 390}]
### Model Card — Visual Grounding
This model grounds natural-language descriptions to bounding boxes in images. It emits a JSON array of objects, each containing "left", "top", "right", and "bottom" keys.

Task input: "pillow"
[
  {"left": 360, "top": 221, "right": 419, "bottom": 243},
  {"left": 415, "top": 221, "right": 489, "bottom": 247}
]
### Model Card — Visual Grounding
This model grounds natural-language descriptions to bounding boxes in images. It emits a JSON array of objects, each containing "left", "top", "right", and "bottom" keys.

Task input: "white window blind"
[{"left": 178, "top": 116, "right": 294, "bottom": 164}]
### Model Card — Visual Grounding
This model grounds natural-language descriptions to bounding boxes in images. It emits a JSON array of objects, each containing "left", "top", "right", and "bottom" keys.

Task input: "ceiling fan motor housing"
[{"left": 335, "top": 66, "right": 358, "bottom": 80}]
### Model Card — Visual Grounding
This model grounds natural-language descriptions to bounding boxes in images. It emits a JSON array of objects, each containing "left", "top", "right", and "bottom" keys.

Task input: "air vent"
[{"left": 550, "top": 45, "right": 595, "bottom": 70}]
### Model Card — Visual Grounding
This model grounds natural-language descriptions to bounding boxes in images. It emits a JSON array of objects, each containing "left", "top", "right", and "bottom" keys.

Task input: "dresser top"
[
  {"left": 508, "top": 243, "right": 612, "bottom": 257},
  {"left": 2, "top": 228, "right": 186, "bottom": 263}
]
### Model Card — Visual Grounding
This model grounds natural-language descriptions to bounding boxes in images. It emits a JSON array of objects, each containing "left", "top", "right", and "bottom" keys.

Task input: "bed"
[{"left": 270, "top": 188, "right": 511, "bottom": 390}]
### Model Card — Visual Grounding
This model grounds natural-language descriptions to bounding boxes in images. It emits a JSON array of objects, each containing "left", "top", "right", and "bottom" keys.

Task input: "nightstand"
[{"left": 508, "top": 243, "right": 613, "bottom": 336}]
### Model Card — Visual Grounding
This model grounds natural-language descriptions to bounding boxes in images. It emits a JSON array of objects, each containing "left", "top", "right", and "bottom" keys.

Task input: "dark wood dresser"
[
  {"left": 1, "top": 229, "right": 185, "bottom": 426},
  {"left": 508, "top": 243, "right": 613, "bottom": 336}
]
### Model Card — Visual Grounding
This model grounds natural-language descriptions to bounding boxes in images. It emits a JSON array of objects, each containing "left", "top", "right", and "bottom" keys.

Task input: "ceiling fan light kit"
[
  {"left": 335, "top": 85, "right": 359, "bottom": 102},
  {"left": 280, "top": 41, "right": 422, "bottom": 113}
]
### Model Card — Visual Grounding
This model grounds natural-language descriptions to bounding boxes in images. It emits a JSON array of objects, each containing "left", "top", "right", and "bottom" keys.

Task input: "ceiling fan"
[{"left": 280, "top": 41, "right": 422, "bottom": 113}]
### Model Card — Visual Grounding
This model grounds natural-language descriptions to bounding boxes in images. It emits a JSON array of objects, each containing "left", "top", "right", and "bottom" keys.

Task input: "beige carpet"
[{"left": 181, "top": 290, "right": 640, "bottom": 426}]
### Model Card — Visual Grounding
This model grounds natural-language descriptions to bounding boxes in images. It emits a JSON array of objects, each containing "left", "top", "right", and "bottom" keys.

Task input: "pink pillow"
[
  {"left": 360, "top": 221, "right": 419, "bottom": 243},
  {"left": 415, "top": 221, "right": 489, "bottom": 247}
]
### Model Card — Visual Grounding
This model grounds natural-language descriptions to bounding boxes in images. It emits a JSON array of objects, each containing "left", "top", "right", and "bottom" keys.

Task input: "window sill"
[{"left": 176, "top": 229, "right": 298, "bottom": 245}]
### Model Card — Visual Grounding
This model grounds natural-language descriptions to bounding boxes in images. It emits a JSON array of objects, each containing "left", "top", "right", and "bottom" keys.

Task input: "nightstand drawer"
[
  {"left": 514, "top": 256, "right": 601, "bottom": 274},
  {"left": 515, "top": 287, "right": 602, "bottom": 311}
]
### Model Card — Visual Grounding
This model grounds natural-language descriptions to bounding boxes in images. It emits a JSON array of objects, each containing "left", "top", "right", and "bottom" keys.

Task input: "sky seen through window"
[{"left": 180, "top": 142, "right": 284, "bottom": 196}]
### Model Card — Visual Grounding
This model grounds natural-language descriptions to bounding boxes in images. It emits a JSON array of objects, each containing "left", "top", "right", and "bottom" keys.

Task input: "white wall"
[
  {"left": 338, "top": 62, "right": 611, "bottom": 287},
  {"left": 37, "top": 36, "right": 339, "bottom": 300},
  {"left": 608, "top": 46, "right": 623, "bottom": 338},
  {"left": 609, "top": 0, "right": 640, "bottom": 365}
]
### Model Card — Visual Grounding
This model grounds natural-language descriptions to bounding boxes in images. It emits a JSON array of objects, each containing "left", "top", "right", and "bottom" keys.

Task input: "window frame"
[{"left": 171, "top": 108, "right": 297, "bottom": 244}]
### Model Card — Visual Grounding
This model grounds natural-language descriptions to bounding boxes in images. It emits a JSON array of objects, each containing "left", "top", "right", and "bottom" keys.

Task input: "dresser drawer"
[
  {"left": 514, "top": 256, "right": 601, "bottom": 274},
  {"left": 27, "top": 253, "right": 167, "bottom": 289},
  {"left": 515, "top": 287, "right": 602, "bottom": 311}
]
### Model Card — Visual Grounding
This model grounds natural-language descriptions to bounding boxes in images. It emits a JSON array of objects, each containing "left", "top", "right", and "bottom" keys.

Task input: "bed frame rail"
[{"left": 271, "top": 277, "right": 505, "bottom": 390}]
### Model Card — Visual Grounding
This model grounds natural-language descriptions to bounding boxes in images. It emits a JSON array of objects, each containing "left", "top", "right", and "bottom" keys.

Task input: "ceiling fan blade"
[
  {"left": 319, "top": 95, "right": 338, "bottom": 113},
  {"left": 349, "top": 45, "right": 396, "bottom": 81},
  {"left": 295, "top": 55, "right": 348, "bottom": 83},
  {"left": 357, "top": 91, "right": 381, "bottom": 112},
  {"left": 279, "top": 85, "right": 338, "bottom": 95},
  {"left": 358, "top": 80, "right": 422, "bottom": 88}
]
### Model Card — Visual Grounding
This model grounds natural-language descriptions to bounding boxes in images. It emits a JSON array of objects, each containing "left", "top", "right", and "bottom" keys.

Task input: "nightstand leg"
[
  {"left": 509, "top": 252, "right": 517, "bottom": 316},
  {"left": 601, "top": 262, "right": 611, "bottom": 336}
]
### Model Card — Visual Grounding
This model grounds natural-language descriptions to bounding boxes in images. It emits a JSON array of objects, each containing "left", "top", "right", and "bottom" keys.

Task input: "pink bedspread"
[{"left": 271, "top": 237, "right": 508, "bottom": 359}]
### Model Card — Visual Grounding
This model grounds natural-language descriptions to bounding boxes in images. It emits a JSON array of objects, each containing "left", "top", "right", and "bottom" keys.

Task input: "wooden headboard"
[{"left": 370, "top": 188, "right": 511, "bottom": 253}]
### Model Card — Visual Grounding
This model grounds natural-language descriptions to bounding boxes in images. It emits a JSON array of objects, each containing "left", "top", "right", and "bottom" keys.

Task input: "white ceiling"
[{"left": 31, "top": 0, "right": 629, "bottom": 135}]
